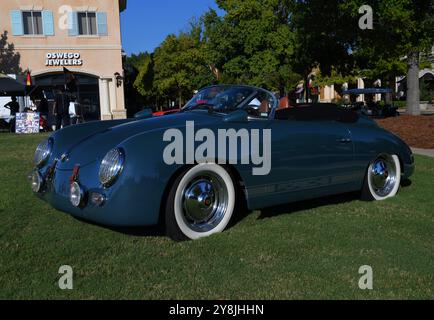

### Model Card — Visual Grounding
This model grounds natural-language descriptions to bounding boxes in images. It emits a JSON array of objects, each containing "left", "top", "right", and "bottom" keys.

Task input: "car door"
[{"left": 243, "top": 115, "right": 357, "bottom": 209}]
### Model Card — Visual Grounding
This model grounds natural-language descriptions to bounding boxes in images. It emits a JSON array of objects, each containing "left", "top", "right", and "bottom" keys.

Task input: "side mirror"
[
  {"left": 223, "top": 109, "right": 249, "bottom": 123},
  {"left": 244, "top": 105, "right": 261, "bottom": 117},
  {"left": 247, "top": 104, "right": 260, "bottom": 110},
  {"left": 134, "top": 108, "right": 153, "bottom": 119}
]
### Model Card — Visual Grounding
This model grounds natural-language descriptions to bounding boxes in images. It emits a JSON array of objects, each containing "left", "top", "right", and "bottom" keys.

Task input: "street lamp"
[{"left": 114, "top": 72, "right": 123, "bottom": 88}]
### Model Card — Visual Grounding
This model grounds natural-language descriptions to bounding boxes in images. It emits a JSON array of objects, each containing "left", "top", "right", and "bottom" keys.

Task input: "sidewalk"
[
  {"left": 412, "top": 148, "right": 434, "bottom": 158},
  {"left": 398, "top": 104, "right": 434, "bottom": 115}
]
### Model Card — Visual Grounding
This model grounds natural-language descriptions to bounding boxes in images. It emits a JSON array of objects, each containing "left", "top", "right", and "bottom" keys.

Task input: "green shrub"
[{"left": 393, "top": 100, "right": 406, "bottom": 109}]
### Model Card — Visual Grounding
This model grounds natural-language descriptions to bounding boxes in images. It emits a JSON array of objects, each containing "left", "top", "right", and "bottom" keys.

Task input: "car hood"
[{"left": 57, "top": 111, "right": 219, "bottom": 170}]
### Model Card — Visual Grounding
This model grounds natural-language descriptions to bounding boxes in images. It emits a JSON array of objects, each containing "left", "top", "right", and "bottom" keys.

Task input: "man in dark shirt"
[
  {"left": 54, "top": 87, "right": 71, "bottom": 130},
  {"left": 37, "top": 95, "right": 49, "bottom": 115},
  {"left": 4, "top": 96, "right": 20, "bottom": 116},
  {"left": 4, "top": 96, "right": 20, "bottom": 133}
]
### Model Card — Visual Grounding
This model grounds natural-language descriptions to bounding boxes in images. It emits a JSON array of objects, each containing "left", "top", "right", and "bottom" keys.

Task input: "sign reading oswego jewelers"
[{"left": 45, "top": 53, "right": 83, "bottom": 67}]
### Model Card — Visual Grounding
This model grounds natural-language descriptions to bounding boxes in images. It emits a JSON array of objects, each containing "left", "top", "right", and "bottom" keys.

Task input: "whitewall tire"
[
  {"left": 362, "top": 154, "right": 401, "bottom": 201},
  {"left": 165, "top": 163, "right": 236, "bottom": 241}
]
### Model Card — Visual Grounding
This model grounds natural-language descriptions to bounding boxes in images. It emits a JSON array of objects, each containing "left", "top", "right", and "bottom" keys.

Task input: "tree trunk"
[
  {"left": 406, "top": 51, "right": 421, "bottom": 115},
  {"left": 304, "top": 75, "right": 309, "bottom": 103},
  {"left": 279, "top": 85, "right": 285, "bottom": 99},
  {"left": 385, "top": 76, "right": 395, "bottom": 105}
]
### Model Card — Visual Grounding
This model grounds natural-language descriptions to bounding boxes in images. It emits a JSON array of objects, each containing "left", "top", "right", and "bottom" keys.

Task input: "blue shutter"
[
  {"left": 42, "top": 11, "right": 54, "bottom": 36},
  {"left": 68, "top": 12, "right": 78, "bottom": 36},
  {"left": 10, "top": 10, "right": 24, "bottom": 36},
  {"left": 96, "top": 12, "right": 108, "bottom": 36}
]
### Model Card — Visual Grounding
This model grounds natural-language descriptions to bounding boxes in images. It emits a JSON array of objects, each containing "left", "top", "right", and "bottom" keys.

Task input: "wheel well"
[{"left": 157, "top": 163, "right": 248, "bottom": 227}]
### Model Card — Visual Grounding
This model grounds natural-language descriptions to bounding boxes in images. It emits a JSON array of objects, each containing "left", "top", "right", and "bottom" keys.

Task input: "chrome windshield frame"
[{"left": 183, "top": 85, "right": 278, "bottom": 119}]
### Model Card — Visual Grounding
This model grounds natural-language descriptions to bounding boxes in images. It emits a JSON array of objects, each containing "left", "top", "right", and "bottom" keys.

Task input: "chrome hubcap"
[
  {"left": 369, "top": 155, "right": 397, "bottom": 197},
  {"left": 182, "top": 172, "right": 228, "bottom": 232}
]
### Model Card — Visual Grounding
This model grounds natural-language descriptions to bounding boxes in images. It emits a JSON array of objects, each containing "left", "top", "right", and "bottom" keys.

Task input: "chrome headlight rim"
[
  {"left": 98, "top": 147, "right": 125, "bottom": 188},
  {"left": 34, "top": 138, "right": 53, "bottom": 168},
  {"left": 70, "top": 181, "right": 84, "bottom": 207},
  {"left": 29, "top": 170, "right": 44, "bottom": 193}
]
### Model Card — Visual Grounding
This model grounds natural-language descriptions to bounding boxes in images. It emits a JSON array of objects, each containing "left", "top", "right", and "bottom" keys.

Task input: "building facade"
[{"left": 0, "top": 0, "right": 127, "bottom": 120}]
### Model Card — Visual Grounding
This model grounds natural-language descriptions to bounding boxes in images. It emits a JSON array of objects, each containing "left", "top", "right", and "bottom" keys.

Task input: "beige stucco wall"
[{"left": 0, "top": 0, "right": 126, "bottom": 119}]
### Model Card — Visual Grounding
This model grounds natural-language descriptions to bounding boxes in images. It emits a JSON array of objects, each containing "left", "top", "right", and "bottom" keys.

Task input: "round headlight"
[
  {"left": 99, "top": 148, "right": 125, "bottom": 187},
  {"left": 70, "top": 181, "right": 84, "bottom": 207},
  {"left": 29, "top": 170, "right": 44, "bottom": 193},
  {"left": 34, "top": 138, "right": 53, "bottom": 167}
]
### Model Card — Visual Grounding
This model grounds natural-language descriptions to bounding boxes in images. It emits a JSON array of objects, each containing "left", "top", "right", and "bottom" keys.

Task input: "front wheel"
[
  {"left": 165, "top": 163, "right": 236, "bottom": 241},
  {"left": 361, "top": 154, "right": 401, "bottom": 201}
]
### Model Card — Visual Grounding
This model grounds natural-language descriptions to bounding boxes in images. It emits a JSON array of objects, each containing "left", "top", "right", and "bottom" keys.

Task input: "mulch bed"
[{"left": 376, "top": 115, "right": 434, "bottom": 149}]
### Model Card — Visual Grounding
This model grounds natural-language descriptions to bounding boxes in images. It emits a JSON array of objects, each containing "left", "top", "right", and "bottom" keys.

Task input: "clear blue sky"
[{"left": 120, "top": 0, "right": 224, "bottom": 56}]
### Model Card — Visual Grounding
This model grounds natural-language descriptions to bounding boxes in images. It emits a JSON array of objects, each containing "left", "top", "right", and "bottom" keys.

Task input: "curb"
[{"left": 411, "top": 148, "right": 434, "bottom": 158}]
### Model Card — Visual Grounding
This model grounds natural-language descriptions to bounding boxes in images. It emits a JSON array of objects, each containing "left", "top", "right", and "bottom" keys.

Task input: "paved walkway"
[
  {"left": 398, "top": 104, "right": 434, "bottom": 115},
  {"left": 412, "top": 148, "right": 434, "bottom": 158}
]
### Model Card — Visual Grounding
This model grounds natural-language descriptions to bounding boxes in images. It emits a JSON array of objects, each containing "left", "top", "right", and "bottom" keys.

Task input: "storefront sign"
[
  {"left": 15, "top": 113, "right": 40, "bottom": 134},
  {"left": 45, "top": 53, "right": 83, "bottom": 67}
]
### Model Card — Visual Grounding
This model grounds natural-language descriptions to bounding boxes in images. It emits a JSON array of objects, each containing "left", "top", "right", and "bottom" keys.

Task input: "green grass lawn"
[{"left": 0, "top": 133, "right": 433, "bottom": 300}]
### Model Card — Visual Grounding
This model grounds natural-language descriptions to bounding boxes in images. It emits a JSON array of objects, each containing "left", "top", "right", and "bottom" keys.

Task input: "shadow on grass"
[
  {"left": 110, "top": 225, "right": 165, "bottom": 237},
  {"left": 73, "top": 216, "right": 165, "bottom": 237},
  {"left": 74, "top": 179, "right": 413, "bottom": 237},
  {"left": 228, "top": 190, "right": 361, "bottom": 227},
  {"left": 401, "top": 178, "right": 412, "bottom": 188},
  {"left": 256, "top": 178, "right": 413, "bottom": 220},
  {"left": 257, "top": 191, "right": 361, "bottom": 220}
]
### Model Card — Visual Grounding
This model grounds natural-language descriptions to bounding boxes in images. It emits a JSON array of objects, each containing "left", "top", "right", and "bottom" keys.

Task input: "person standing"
[
  {"left": 4, "top": 96, "right": 20, "bottom": 116},
  {"left": 37, "top": 94, "right": 50, "bottom": 132},
  {"left": 29, "top": 96, "right": 38, "bottom": 112},
  {"left": 4, "top": 96, "right": 20, "bottom": 133},
  {"left": 47, "top": 91, "right": 56, "bottom": 130},
  {"left": 53, "top": 87, "right": 70, "bottom": 130},
  {"left": 75, "top": 98, "right": 84, "bottom": 124},
  {"left": 37, "top": 94, "right": 49, "bottom": 115},
  {"left": 69, "top": 96, "right": 78, "bottom": 125}
]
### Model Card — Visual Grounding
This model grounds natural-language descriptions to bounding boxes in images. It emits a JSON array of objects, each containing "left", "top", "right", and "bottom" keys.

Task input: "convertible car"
[{"left": 30, "top": 85, "right": 414, "bottom": 240}]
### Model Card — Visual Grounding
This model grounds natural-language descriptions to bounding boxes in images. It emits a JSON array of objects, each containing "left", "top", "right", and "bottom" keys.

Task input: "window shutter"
[
  {"left": 10, "top": 10, "right": 24, "bottom": 36},
  {"left": 68, "top": 11, "right": 78, "bottom": 36},
  {"left": 96, "top": 12, "right": 108, "bottom": 36},
  {"left": 42, "top": 11, "right": 54, "bottom": 36}
]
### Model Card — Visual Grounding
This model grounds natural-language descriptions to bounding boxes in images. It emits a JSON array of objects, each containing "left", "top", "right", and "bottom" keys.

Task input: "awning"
[
  {"left": 0, "top": 74, "right": 26, "bottom": 96},
  {"left": 342, "top": 88, "right": 393, "bottom": 95}
]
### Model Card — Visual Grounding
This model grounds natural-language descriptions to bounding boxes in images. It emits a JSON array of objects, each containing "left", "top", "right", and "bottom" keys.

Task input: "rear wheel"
[
  {"left": 165, "top": 163, "right": 236, "bottom": 241},
  {"left": 361, "top": 154, "right": 401, "bottom": 201}
]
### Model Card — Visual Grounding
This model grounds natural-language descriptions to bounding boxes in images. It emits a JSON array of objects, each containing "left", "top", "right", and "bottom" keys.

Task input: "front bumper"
[{"left": 32, "top": 162, "right": 161, "bottom": 227}]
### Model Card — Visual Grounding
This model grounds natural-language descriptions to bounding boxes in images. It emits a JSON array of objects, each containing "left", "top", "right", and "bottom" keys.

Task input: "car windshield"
[{"left": 183, "top": 86, "right": 257, "bottom": 114}]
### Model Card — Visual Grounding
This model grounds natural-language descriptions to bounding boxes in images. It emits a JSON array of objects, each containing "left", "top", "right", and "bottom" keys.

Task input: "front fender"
[
  {"left": 349, "top": 125, "right": 414, "bottom": 180},
  {"left": 106, "top": 130, "right": 184, "bottom": 226}
]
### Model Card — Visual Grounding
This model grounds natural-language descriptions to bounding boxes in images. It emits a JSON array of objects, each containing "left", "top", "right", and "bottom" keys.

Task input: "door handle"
[{"left": 338, "top": 138, "right": 352, "bottom": 143}]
